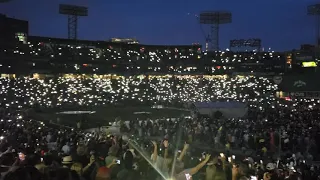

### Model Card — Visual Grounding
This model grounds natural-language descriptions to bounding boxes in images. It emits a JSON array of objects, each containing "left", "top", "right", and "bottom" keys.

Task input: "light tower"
[
  {"left": 59, "top": 4, "right": 88, "bottom": 40},
  {"left": 307, "top": 4, "right": 320, "bottom": 55},
  {"left": 199, "top": 11, "right": 232, "bottom": 51}
]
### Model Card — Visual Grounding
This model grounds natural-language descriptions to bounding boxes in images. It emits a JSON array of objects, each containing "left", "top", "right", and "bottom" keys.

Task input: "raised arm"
[
  {"left": 177, "top": 143, "right": 189, "bottom": 162},
  {"left": 83, "top": 155, "right": 95, "bottom": 172},
  {"left": 190, "top": 154, "right": 211, "bottom": 175},
  {"left": 107, "top": 159, "right": 116, "bottom": 168},
  {"left": 220, "top": 154, "right": 227, "bottom": 171},
  {"left": 163, "top": 140, "right": 169, "bottom": 159},
  {"left": 0, "top": 147, "right": 12, "bottom": 157},
  {"left": 151, "top": 141, "right": 158, "bottom": 162}
]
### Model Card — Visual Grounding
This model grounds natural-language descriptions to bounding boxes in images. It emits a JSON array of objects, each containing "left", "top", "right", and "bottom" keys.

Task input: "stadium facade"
[
  {"left": 0, "top": 14, "right": 28, "bottom": 46},
  {"left": 0, "top": 16, "right": 318, "bottom": 79}
]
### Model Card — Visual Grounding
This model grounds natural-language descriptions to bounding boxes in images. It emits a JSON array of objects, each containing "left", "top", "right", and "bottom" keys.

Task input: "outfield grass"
[{"left": 32, "top": 106, "right": 188, "bottom": 129}]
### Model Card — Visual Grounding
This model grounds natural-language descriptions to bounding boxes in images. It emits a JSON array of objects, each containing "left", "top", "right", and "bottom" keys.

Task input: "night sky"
[{"left": 0, "top": 0, "right": 319, "bottom": 51}]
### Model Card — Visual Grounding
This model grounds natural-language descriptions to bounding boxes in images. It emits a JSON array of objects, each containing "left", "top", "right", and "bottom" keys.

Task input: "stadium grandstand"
[
  {"left": 0, "top": 15, "right": 289, "bottom": 76},
  {"left": 1, "top": 34, "right": 288, "bottom": 75},
  {"left": 1, "top": 14, "right": 320, "bottom": 180}
]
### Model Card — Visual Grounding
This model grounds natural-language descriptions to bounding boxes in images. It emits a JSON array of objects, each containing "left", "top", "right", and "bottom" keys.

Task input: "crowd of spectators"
[
  {"left": 1, "top": 101, "right": 320, "bottom": 180},
  {"left": 0, "top": 73, "right": 318, "bottom": 179},
  {"left": 0, "top": 36, "right": 285, "bottom": 74},
  {"left": 0, "top": 36, "right": 318, "bottom": 180},
  {"left": 0, "top": 75, "right": 276, "bottom": 108}
]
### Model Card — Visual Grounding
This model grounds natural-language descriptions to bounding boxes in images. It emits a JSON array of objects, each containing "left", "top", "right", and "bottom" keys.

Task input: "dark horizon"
[{"left": 0, "top": 0, "right": 319, "bottom": 51}]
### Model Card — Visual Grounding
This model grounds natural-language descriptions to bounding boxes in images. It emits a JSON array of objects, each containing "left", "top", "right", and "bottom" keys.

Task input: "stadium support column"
[
  {"left": 68, "top": 15, "right": 78, "bottom": 40},
  {"left": 315, "top": 13, "right": 320, "bottom": 67},
  {"left": 307, "top": 4, "right": 320, "bottom": 59},
  {"left": 211, "top": 23, "right": 219, "bottom": 52},
  {"left": 317, "top": 15, "right": 320, "bottom": 63}
]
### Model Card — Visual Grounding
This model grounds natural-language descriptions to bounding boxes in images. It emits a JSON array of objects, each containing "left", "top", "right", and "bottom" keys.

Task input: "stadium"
[
  {"left": 0, "top": 13, "right": 289, "bottom": 128},
  {"left": 1, "top": 3, "right": 320, "bottom": 180}
]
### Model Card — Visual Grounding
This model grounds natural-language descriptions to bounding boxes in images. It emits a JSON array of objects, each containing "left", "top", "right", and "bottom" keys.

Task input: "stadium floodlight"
[
  {"left": 308, "top": 4, "right": 320, "bottom": 49},
  {"left": 59, "top": 4, "right": 88, "bottom": 40},
  {"left": 199, "top": 11, "right": 232, "bottom": 51}
]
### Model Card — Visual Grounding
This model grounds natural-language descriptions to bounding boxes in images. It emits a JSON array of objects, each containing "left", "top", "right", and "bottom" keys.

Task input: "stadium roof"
[{"left": 28, "top": 36, "right": 202, "bottom": 49}]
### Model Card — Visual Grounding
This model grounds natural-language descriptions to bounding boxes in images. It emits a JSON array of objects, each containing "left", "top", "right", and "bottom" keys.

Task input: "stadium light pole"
[
  {"left": 307, "top": 4, "right": 320, "bottom": 59},
  {"left": 199, "top": 11, "right": 232, "bottom": 51},
  {"left": 59, "top": 4, "right": 88, "bottom": 40}
]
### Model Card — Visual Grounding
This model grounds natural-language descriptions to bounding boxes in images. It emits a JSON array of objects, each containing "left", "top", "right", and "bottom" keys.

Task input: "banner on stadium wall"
[
  {"left": 289, "top": 91, "right": 320, "bottom": 99},
  {"left": 278, "top": 73, "right": 320, "bottom": 92},
  {"left": 295, "top": 56, "right": 313, "bottom": 61},
  {"left": 232, "top": 72, "right": 275, "bottom": 76},
  {"left": 273, "top": 76, "right": 282, "bottom": 84},
  {"left": 302, "top": 61, "right": 317, "bottom": 67}
]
